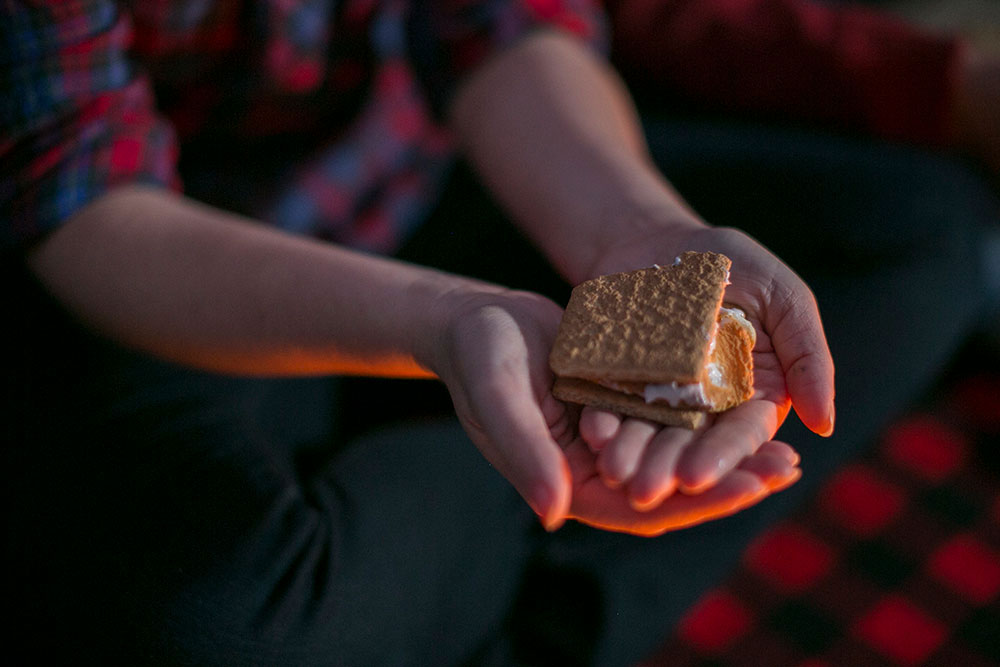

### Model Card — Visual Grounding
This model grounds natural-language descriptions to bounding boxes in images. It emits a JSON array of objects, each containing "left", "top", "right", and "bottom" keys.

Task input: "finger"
[
  {"left": 474, "top": 379, "right": 573, "bottom": 531},
  {"left": 596, "top": 418, "right": 658, "bottom": 488},
  {"left": 571, "top": 468, "right": 768, "bottom": 536},
  {"left": 676, "top": 398, "right": 782, "bottom": 493},
  {"left": 579, "top": 407, "right": 622, "bottom": 453},
  {"left": 757, "top": 440, "right": 800, "bottom": 467},
  {"left": 542, "top": 392, "right": 579, "bottom": 449},
  {"left": 767, "top": 276, "right": 836, "bottom": 437},
  {"left": 735, "top": 446, "right": 802, "bottom": 492},
  {"left": 627, "top": 427, "right": 698, "bottom": 511},
  {"left": 747, "top": 349, "right": 792, "bottom": 422}
]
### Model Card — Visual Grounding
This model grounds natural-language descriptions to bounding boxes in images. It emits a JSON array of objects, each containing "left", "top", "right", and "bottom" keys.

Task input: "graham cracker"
[
  {"left": 549, "top": 252, "right": 731, "bottom": 384},
  {"left": 552, "top": 377, "right": 705, "bottom": 429}
]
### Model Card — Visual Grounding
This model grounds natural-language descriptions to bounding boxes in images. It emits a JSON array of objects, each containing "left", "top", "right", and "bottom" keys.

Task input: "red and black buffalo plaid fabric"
[{"left": 644, "top": 346, "right": 1000, "bottom": 667}]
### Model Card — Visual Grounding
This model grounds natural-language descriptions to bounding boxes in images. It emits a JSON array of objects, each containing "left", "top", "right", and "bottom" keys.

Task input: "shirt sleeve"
[
  {"left": 0, "top": 1, "right": 179, "bottom": 253},
  {"left": 606, "top": 0, "right": 963, "bottom": 146},
  {"left": 407, "top": 0, "right": 610, "bottom": 117}
]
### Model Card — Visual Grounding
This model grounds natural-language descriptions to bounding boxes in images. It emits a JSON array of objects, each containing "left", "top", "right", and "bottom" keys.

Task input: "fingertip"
[
  {"left": 676, "top": 453, "right": 729, "bottom": 495},
  {"left": 543, "top": 513, "right": 566, "bottom": 532},
  {"left": 596, "top": 462, "right": 625, "bottom": 491},
  {"left": 629, "top": 495, "right": 658, "bottom": 512},
  {"left": 800, "top": 400, "right": 835, "bottom": 437},
  {"left": 820, "top": 401, "right": 836, "bottom": 437},
  {"left": 700, "top": 470, "right": 767, "bottom": 513},
  {"left": 759, "top": 441, "right": 800, "bottom": 467},
  {"left": 676, "top": 479, "right": 701, "bottom": 495},
  {"left": 791, "top": 391, "right": 833, "bottom": 436},
  {"left": 532, "top": 489, "right": 568, "bottom": 532},
  {"left": 526, "top": 468, "right": 572, "bottom": 532},
  {"left": 678, "top": 477, "right": 716, "bottom": 496},
  {"left": 627, "top": 468, "right": 674, "bottom": 511},
  {"left": 594, "top": 446, "right": 631, "bottom": 490},
  {"left": 780, "top": 325, "right": 835, "bottom": 436},
  {"left": 628, "top": 483, "right": 674, "bottom": 512},
  {"left": 770, "top": 467, "right": 802, "bottom": 492},
  {"left": 733, "top": 470, "right": 768, "bottom": 500},
  {"left": 580, "top": 408, "right": 622, "bottom": 451}
]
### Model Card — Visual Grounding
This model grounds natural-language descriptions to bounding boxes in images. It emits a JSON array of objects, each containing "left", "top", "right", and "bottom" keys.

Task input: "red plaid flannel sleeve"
[
  {"left": 1, "top": 1, "right": 180, "bottom": 252},
  {"left": 407, "top": 0, "right": 609, "bottom": 116}
]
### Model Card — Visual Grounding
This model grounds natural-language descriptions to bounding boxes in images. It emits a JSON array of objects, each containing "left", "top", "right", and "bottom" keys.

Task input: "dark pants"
[{"left": 5, "top": 119, "right": 995, "bottom": 666}]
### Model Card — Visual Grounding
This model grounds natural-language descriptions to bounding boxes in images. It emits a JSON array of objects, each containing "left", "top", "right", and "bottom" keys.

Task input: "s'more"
[{"left": 549, "top": 251, "right": 756, "bottom": 428}]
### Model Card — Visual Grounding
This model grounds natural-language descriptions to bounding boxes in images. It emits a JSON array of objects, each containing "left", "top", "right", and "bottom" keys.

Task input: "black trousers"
[{"left": 5, "top": 119, "right": 995, "bottom": 666}]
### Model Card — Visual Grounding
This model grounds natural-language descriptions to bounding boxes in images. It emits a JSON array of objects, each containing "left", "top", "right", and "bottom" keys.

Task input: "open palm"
[
  {"left": 431, "top": 284, "right": 805, "bottom": 534},
  {"left": 570, "top": 223, "right": 835, "bottom": 513}
]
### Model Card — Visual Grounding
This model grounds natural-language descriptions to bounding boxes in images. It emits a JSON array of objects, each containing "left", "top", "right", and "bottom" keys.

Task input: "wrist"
[
  {"left": 577, "top": 194, "right": 708, "bottom": 282},
  {"left": 404, "top": 269, "right": 506, "bottom": 379}
]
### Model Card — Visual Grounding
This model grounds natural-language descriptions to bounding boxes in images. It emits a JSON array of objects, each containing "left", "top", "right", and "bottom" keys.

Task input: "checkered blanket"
[{"left": 644, "top": 355, "right": 1000, "bottom": 666}]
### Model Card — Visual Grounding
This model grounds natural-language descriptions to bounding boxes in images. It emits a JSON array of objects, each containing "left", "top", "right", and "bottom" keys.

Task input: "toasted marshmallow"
[{"left": 600, "top": 306, "right": 756, "bottom": 411}]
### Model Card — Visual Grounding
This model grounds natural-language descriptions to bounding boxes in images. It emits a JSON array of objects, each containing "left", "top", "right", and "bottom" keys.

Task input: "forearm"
[
  {"left": 450, "top": 31, "right": 702, "bottom": 285},
  {"left": 27, "top": 186, "right": 487, "bottom": 377}
]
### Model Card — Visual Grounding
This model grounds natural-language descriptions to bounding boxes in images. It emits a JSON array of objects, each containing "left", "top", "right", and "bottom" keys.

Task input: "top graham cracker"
[{"left": 549, "top": 251, "right": 731, "bottom": 384}]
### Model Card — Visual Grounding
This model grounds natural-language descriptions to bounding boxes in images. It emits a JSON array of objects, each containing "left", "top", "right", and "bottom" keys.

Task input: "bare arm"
[
  {"left": 450, "top": 31, "right": 699, "bottom": 286},
  {"left": 26, "top": 185, "right": 486, "bottom": 377},
  {"left": 450, "top": 31, "right": 835, "bottom": 508}
]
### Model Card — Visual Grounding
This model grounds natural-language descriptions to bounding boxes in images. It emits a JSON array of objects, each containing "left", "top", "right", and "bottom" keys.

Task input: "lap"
[{"left": 4, "top": 265, "right": 533, "bottom": 665}]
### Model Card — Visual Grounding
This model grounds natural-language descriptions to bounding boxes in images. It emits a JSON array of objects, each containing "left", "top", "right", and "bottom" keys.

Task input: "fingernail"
[
  {"left": 729, "top": 479, "right": 768, "bottom": 509},
  {"left": 679, "top": 478, "right": 715, "bottom": 495},
  {"left": 529, "top": 488, "right": 552, "bottom": 523},
  {"left": 602, "top": 475, "right": 622, "bottom": 491},
  {"left": 544, "top": 514, "right": 566, "bottom": 532},
  {"left": 529, "top": 486, "right": 566, "bottom": 532},
  {"left": 771, "top": 467, "right": 802, "bottom": 492},
  {"left": 629, "top": 483, "right": 673, "bottom": 512},
  {"left": 630, "top": 495, "right": 663, "bottom": 512},
  {"left": 679, "top": 456, "right": 727, "bottom": 494},
  {"left": 819, "top": 402, "right": 836, "bottom": 437},
  {"left": 630, "top": 496, "right": 651, "bottom": 511}
]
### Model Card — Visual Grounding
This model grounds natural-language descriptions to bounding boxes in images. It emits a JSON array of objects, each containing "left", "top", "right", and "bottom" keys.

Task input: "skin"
[
  {"left": 30, "top": 29, "right": 993, "bottom": 536},
  {"left": 449, "top": 32, "right": 833, "bottom": 529}
]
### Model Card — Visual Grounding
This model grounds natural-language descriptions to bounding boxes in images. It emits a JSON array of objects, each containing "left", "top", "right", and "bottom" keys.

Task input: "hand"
[
  {"left": 426, "top": 286, "right": 803, "bottom": 533},
  {"left": 574, "top": 221, "right": 835, "bottom": 511},
  {"left": 566, "top": 434, "right": 801, "bottom": 535}
]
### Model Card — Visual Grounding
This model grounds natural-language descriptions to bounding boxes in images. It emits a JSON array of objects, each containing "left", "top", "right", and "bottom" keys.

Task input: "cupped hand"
[
  {"left": 429, "top": 288, "right": 576, "bottom": 529},
  {"left": 577, "top": 222, "right": 835, "bottom": 511},
  {"left": 427, "top": 285, "right": 804, "bottom": 533},
  {"left": 566, "top": 435, "right": 801, "bottom": 535}
]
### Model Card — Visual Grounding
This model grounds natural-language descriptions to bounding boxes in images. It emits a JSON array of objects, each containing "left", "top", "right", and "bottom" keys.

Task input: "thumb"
[
  {"left": 768, "top": 274, "right": 836, "bottom": 437},
  {"left": 471, "top": 379, "right": 573, "bottom": 531}
]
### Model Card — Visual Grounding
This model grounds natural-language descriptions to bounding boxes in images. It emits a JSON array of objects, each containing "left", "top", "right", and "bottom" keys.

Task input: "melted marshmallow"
[{"left": 642, "top": 382, "right": 710, "bottom": 408}]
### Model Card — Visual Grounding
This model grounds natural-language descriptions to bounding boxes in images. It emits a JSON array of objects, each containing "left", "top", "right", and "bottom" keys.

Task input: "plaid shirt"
[
  {"left": 0, "top": 0, "right": 605, "bottom": 253},
  {"left": 2, "top": 0, "right": 958, "bottom": 255}
]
